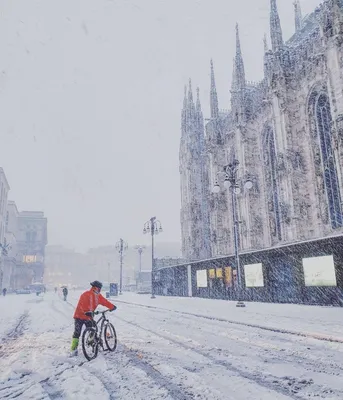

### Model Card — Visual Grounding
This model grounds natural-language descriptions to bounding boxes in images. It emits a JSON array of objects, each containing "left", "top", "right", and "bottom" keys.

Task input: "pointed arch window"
[
  {"left": 264, "top": 126, "right": 282, "bottom": 241},
  {"left": 314, "top": 93, "right": 343, "bottom": 228}
]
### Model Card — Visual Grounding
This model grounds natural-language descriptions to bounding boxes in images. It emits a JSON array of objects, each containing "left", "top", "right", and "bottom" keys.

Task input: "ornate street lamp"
[
  {"left": 213, "top": 159, "right": 253, "bottom": 308},
  {"left": 134, "top": 245, "right": 146, "bottom": 273},
  {"left": 115, "top": 239, "right": 128, "bottom": 295},
  {"left": 143, "top": 217, "right": 163, "bottom": 299}
]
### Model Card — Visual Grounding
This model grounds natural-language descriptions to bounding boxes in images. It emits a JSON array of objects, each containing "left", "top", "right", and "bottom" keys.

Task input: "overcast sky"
[{"left": 0, "top": 0, "right": 321, "bottom": 251}]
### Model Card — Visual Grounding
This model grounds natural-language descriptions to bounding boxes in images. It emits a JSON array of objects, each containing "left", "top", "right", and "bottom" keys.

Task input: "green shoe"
[{"left": 71, "top": 338, "right": 79, "bottom": 351}]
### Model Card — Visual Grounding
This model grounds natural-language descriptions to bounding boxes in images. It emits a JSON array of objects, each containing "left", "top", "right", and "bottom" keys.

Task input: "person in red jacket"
[{"left": 70, "top": 280, "right": 116, "bottom": 356}]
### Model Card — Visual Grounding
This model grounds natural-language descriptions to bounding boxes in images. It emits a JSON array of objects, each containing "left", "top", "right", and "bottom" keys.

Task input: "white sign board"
[
  {"left": 303, "top": 255, "right": 337, "bottom": 287},
  {"left": 196, "top": 269, "right": 208, "bottom": 288},
  {"left": 244, "top": 263, "right": 264, "bottom": 287}
]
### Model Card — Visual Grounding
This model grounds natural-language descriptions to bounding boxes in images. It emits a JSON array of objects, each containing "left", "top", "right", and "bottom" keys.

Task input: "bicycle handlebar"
[
  {"left": 94, "top": 309, "right": 111, "bottom": 315},
  {"left": 84, "top": 309, "right": 114, "bottom": 317}
]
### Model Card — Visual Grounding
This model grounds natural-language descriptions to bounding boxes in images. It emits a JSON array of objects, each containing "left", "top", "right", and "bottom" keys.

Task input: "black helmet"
[{"left": 90, "top": 280, "right": 103, "bottom": 289}]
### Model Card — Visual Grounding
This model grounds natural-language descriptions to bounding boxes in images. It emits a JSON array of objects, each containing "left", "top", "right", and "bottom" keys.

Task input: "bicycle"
[{"left": 81, "top": 309, "right": 117, "bottom": 361}]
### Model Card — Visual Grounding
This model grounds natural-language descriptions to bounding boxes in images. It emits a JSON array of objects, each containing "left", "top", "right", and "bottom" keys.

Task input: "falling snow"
[{"left": 1, "top": 0, "right": 343, "bottom": 399}]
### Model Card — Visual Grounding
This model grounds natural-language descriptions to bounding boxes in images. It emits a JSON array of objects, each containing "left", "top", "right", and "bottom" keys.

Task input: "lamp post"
[
  {"left": 134, "top": 245, "right": 146, "bottom": 273},
  {"left": 115, "top": 239, "right": 128, "bottom": 295},
  {"left": 143, "top": 217, "right": 163, "bottom": 299},
  {"left": 213, "top": 158, "right": 253, "bottom": 308}
]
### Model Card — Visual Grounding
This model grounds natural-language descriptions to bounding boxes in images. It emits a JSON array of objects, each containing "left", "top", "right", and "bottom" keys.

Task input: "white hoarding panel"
[
  {"left": 303, "top": 255, "right": 337, "bottom": 287},
  {"left": 244, "top": 263, "right": 264, "bottom": 287},
  {"left": 196, "top": 269, "right": 208, "bottom": 288}
]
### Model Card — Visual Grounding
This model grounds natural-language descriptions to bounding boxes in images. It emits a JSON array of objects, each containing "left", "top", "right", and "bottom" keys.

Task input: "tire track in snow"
[
  {"left": 0, "top": 373, "right": 48, "bottom": 400},
  {"left": 0, "top": 371, "right": 58, "bottom": 400},
  {"left": 37, "top": 358, "right": 89, "bottom": 399},
  {"left": 115, "top": 299, "right": 343, "bottom": 344},
  {"left": 50, "top": 300, "right": 74, "bottom": 328},
  {"left": 39, "top": 380, "right": 64, "bottom": 400},
  {"left": 0, "top": 311, "right": 29, "bottom": 357},
  {"left": 116, "top": 315, "right": 303, "bottom": 400},
  {"left": 118, "top": 344, "right": 195, "bottom": 400},
  {"left": 39, "top": 370, "right": 80, "bottom": 400}
]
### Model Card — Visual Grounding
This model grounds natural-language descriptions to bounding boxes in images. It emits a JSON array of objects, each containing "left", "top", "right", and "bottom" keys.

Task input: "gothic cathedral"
[{"left": 179, "top": 0, "right": 343, "bottom": 261}]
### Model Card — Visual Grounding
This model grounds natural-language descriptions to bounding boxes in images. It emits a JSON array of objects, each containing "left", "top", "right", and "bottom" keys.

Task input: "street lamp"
[
  {"left": 213, "top": 158, "right": 253, "bottom": 308},
  {"left": 115, "top": 239, "right": 128, "bottom": 295},
  {"left": 134, "top": 245, "right": 146, "bottom": 273},
  {"left": 143, "top": 217, "right": 163, "bottom": 299}
]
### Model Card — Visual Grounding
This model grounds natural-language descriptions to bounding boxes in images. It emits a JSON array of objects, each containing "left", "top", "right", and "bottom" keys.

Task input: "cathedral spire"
[
  {"left": 181, "top": 85, "right": 187, "bottom": 135},
  {"left": 188, "top": 78, "right": 193, "bottom": 103},
  {"left": 231, "top": 57, "right": 236, "bottom": 91},
  {"left": 263, "top": 35, "right": 271, "bottom": 78},
  {"left": 234, "top": 23, "right": 246, "bottom": 88},
  {"left": 210, "top": 59, "right": 219, "bottom": 119},
  {"left": 270, "top": 0, "right": 284, "bottom": 52},
  {"left": 195, "top": 87, "right": 204, "bottom": 136},
  {"left": 183, "top": 85, "right": 187, "bottom": 109},
  {"left": 294, "top": 0, "right": 303, "bottom": 32},
  {"left": 196, "top": 87, "right": 201, "bottom": 112},
  {"left": 263, "top": 33, "right": 268, "bottom": 53},
  {"left": 236, "top": 23, "right": 242, "bottom": 56},
  {"left": 187, "top": 78, "right": 195, "bottom": 118}
]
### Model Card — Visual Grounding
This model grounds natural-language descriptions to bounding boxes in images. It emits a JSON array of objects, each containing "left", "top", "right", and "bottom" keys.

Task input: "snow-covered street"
[{"left": 1, "top": 292, "right": 343, "bottom": 400}]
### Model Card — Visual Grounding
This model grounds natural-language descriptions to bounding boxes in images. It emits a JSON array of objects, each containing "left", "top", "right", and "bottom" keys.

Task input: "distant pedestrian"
[
  {"left": 63, "top": 287, "right": 68, "bottom": 301},
  {"left": 54, "top": 287, "right": 57, "bottom": 294},
  {"left": 2, "top": 288, "right": 7, "bottom": 296}
]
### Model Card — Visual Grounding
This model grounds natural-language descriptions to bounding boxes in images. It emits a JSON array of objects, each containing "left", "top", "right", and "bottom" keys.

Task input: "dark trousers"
[{"left": 73, "top": 318, "right": 94, "bottom": 339}]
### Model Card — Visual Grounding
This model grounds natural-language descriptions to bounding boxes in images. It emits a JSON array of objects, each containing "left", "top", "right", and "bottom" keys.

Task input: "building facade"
[
  {"left": 16, "top": 211, "right": 48, "bottom": 283},
  {"left": 0, "top": 171, "right": 10, "bottom": 290},
  {"left": 3, "top": 201, "right": 19, "bottom": 289},
  {"left": 180, "top": 0, "right": 343, "bottom": 259},
  {"left": 0, "top": 169, "right": 10, "bottom": 245}
]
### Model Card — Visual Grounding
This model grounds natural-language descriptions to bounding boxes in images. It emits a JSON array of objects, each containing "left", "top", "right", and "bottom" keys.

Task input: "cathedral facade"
[
  {"left": 180, "top": 0, "right": 343, "bottom": 261},
  {"left": 180, "top": 84, "right": 211, "bottom": 261}
]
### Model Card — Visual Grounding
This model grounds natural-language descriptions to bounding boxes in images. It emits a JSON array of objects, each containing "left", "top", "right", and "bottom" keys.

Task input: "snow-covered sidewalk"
[{"left": 114, "top": 293, "right": 343, "bottom": 341}]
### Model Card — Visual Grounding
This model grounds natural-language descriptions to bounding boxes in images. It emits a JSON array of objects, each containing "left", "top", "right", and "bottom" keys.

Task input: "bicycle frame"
[
  {"left": 82, "top": 309, "right": 117, "bottom": 361},
  {"left": 88, "top": 310, "right": 111, "bottom": 350}
]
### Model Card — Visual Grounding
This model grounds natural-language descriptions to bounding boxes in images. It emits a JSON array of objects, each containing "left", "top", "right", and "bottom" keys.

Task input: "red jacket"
[{"left": 74, "top": 288, "right": 115, "bottom": 320}]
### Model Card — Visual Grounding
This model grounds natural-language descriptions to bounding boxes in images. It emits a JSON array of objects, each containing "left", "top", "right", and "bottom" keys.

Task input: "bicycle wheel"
[
  {"left": 82, "top": 327, "right": 99, "bottom": 361},
  {"left": 104, "top": 322, "right": 117, "bottom": 352}
]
